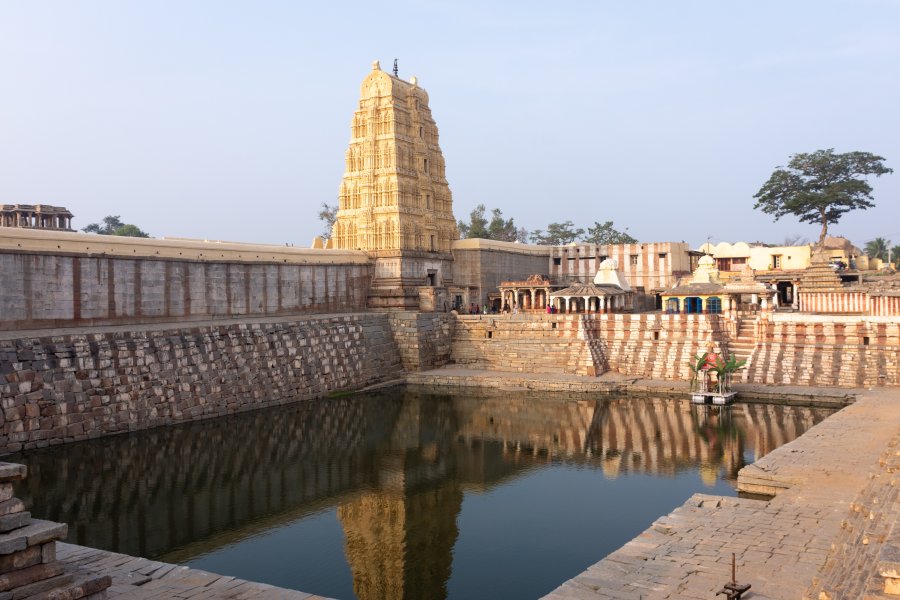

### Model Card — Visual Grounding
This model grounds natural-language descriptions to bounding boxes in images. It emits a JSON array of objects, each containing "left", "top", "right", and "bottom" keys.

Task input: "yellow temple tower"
[{"left": 332, "top": 60, "right": 459, "bottom": 309}]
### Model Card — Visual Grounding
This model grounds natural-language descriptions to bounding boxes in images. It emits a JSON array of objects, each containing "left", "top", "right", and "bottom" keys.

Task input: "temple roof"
[
  {"left": 550, "top": 282, "right": 627, "bottom": 297},
  {"left": 664, "top": 282, "right": 724, "bottom": 296}
]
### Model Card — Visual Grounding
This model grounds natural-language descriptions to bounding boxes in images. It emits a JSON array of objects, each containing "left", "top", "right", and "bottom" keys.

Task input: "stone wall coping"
[
  {"left": 451, "top": 238, "right": 551, "bottom": 255},
  {"left": 772, "top": 312, "right": 899, "bottom": 324},
  {"left": 0, "top": 227, "right": 370, "bottom": 265}
]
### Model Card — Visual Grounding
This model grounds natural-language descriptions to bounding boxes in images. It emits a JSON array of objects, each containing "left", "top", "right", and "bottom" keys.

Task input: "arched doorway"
[{"left": 665, "top": 298, "right": 680, "bottom": 313}]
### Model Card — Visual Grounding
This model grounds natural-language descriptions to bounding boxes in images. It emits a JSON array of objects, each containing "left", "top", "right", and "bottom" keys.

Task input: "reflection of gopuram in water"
[{"left": 10, "top": 389, "right": 833, "bottom": 599}]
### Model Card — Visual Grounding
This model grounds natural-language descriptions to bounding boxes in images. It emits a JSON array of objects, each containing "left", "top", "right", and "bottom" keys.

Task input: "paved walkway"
[
  {"left": 538, "top": 387, "right": 900, "bottom": 599},
  {"left": 57, "top": 543, "right": 335, "bottom": 599}
]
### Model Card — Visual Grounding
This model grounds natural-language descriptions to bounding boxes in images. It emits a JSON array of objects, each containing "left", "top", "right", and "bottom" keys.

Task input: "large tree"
[
  {"left": 317, "top": 202, "right": 338, "bottom": 240},
  {"left": 529, "top": 221, "right": 584, "bottom": 245},
  {"left": 83, "top": 215, "right": 150, "bottom": 238},
  {"left": 753, "top": 149, "right": 892, "bottom": 245},
  {"left": 583, "top": 220, "right": 637, "bottom": 245},
  {"left": 458, "top": 205, "right": 526, "bottom": 242}
]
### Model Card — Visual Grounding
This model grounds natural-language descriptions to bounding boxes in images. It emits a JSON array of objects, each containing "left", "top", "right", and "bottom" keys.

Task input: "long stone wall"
[
  {"left": 450, "top": 315, "right": 599, "bottom": 376},
  {"left": 586, "top": 313, "right": 726, "bottom": 380},
  {"left": 745, "top": 314, "right": 900, "bottom": 387},
  {"left": 448, "top": 312, "right": 900, "bottom": 388},
  {"left": 0, "top": 228, "right": 372, "bottom": 330},
  {"left": 450, "top": 313, "right": 727, "bottom": 380},
  {"left": 0, "top": 314, "right": 403, "bottom": 454}
]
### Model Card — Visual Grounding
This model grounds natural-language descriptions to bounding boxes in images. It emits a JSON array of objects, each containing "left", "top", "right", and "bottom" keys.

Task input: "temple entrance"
[
  {"left": 684, "top": 297, "right": 703, "bottom": 314},
  {"left": 776, "top": 281, "right": 794, "bottom": 305}
]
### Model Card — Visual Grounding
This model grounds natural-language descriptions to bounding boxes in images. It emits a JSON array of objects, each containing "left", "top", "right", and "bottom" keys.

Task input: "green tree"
[
  {"left": 583, "top": 220, "right": 637, "bottom": 244},
  {"left": 753, "top": 149, "right": 892, "bottom": 245},
  {"left": 529, "top": 221, "right": 584, "bottom": 245},
  {"left": 112, "top": 224, "right": 150, "bottom": 238},
  {"left": 82, "top": 215, "right": 149, "bottom": 237},
  {"left": 317, "top": 203, "right": 338, "bottom": 240},
  {"left": 458, "top": 205, "right": 526, "bottom": 242},
  {"left": 866, "top": 237, "right": 890, "bottom": 261}
]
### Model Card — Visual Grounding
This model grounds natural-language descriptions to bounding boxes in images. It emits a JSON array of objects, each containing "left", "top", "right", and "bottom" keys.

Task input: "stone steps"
[{"left": 0, "top": 462, "right": 110, "bottom": 600}]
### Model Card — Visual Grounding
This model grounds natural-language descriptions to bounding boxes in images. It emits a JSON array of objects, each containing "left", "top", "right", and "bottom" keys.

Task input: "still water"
[{"left": 10, "top": 388, "right": 834, "bottom": 600}]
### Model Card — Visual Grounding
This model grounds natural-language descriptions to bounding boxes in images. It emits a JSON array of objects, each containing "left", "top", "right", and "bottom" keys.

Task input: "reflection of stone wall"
[
  {"left": 449, "top": 392, "right": 830, "bottom": 484},
  {"left": 12, "top": 394, "right": 405, "bottom": 559},
  {"left": 0, "top": 314, "right": 403, "bottom": 453}
]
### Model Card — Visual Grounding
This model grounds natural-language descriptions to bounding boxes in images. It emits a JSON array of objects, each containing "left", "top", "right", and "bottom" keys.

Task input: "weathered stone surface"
[
  {"left": 0, "top": 513, "right": 29, "bottom": 534},
  {"left": 0, "top": 466, "right": 25, "bottom": 484},
  {"left": 0, "top": 546, "right": 41, "bottom": 573},
  {"left": 0, "top": 314, "right": 405, "bottom": 454},
  {"left": 0, "top": 562, "right": 62, "bottom": 592},
  {"left": 0, "top": 500, "right": 25, "bottom": 519}
]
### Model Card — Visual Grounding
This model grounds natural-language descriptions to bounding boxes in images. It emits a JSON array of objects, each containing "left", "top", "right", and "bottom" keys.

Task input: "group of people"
[{"left": 462, "top": 301, "right": 562, "bottom": 315}]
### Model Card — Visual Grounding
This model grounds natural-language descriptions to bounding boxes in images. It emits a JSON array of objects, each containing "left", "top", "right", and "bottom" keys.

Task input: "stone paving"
[
  {"left": 537, "top": 387, "right": 900, "bottom": 600},
  {"left": 56, "top": 543, "right": 336, "bottom": 600}
]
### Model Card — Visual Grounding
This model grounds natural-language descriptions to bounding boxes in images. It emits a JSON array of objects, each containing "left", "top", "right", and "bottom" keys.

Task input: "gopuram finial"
[{"left": 372, "top": 60, "right": 381, "bottom": 71}]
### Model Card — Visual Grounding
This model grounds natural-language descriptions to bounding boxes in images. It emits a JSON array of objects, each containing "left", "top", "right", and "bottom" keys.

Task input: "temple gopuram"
[{"left": 331, "top": 61, "right": 459, "bottom": 309}]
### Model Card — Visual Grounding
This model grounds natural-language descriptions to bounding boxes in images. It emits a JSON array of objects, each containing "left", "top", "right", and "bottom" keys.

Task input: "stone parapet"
[{"left": 0, "top": 314, "right": 403, "bottom": 454}]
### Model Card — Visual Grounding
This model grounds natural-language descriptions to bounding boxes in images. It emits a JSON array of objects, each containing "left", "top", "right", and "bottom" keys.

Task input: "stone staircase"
[
  {"left": 0, "top": 462, "right": 111, "bottom": 599},
  {"left": 730, "top": 315, "right": 758, "bottom": 383}
]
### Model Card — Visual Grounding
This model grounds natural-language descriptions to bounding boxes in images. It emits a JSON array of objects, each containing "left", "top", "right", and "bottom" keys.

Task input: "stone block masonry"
[
  {"left": 746, "top": 314, "right": 900, "bottom": 387},
  {"left": 0, "top": 462, "right": 110, "bottom": 599},
  {"left": 450, "top": 313, "right": 728, "bottom": 380},
  {"left": 387, "top": 312, "right": 453, "bottom": 372},
  {"left": 451, "top": 315, "right": 600, "bottom": 376},
  {"left": 0, "top": 314, "right": 403, "bottom": 454},
  {"left": 0, "top": 228, "right": 372, "bottom": 331}
]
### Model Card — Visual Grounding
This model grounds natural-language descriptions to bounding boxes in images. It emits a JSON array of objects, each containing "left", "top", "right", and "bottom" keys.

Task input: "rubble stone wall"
[
  {"left": 0, "top": 252, "right": 372, "bottom": 331},
  {"left": 745, "top": 314, "right": 900, "bottom": 387},
  {"left": 0, "top": 314, "right": 403, "bottom": 454}
]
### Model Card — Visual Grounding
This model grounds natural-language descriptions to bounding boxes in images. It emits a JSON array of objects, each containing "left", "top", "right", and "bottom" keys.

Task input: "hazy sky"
[{"left": 1, "top": 1, "right": 898, "bottom": 249}]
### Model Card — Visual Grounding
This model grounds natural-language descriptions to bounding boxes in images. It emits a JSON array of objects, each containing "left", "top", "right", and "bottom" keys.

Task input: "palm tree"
[{"left": 866, "top": 237, "right": 890, "bottom": 261}]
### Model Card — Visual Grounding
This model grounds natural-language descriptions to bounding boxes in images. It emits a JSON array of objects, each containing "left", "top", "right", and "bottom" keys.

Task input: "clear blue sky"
[{"left": 1, "top": 0, "right": 898, "bottom": 249}]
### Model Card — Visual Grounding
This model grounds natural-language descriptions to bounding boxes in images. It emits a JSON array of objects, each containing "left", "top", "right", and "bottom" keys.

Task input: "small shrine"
[
  {"left": 662, "top": 256, "right": 775, "bottom": 314},
  {"left": 549, "top": 258, "right": 634, "bottom": 313}
]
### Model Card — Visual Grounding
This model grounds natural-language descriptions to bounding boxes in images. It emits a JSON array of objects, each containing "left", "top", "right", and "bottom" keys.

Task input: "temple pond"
[{"left": 9, "top": 387, "right": 835, "bottom": 600}]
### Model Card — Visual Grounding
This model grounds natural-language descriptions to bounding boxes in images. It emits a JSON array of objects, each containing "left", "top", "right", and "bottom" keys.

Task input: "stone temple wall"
[
  {"left": 0, "top": 254, "right": 372, "bottom": 331},
  {"left": 0, "top": 228, "right": 372, "bottom": 331},
  {"left": 0, "top": 314, "right": 404, "bottom": 454},
  {"left": 744, "top": 314, "right": 900, "bottom": 387}
]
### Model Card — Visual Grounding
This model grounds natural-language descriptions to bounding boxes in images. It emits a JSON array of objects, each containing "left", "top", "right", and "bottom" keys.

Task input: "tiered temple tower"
[{"left": 332, "top": 61, "right": 458, "bottom": 309}]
